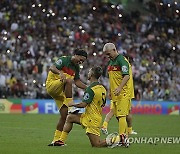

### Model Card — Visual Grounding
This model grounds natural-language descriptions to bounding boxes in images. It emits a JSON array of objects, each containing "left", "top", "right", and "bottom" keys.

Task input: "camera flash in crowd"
[
  {"left": 42, "top": 9, "right": 46, "bottom": 12},
  {"left": 93, "top": 7, "right": 96, "bottom": 10},
  {"left": 79, "top": 26, "right": 82, "bottom": 29},
  {"left": 7, "top": 49, "right": 10, "bottom": 53},
  {"left": 49, "top": 10, "right": 53, "bottom": 14},
  {"left": 25, "top": 83, "right": 28, "bottom": 86},
  {"left": 33, "top": 80, "right": 36, "bottom": 84},
  {"left": 38, "top": 4, "right": 42, "bottom": 7},
  {"left": 18, "top": 35, "right": 21, "bottom": 39},
  {"left": 119, "top": 14, "right": 122, "bottom": 18},
  {"left": 63, "top": 16, "right": 67, "bottom": 20},
  {"left": 43, "top": 83, "right": 46, "bottom": 87},
  {"left": 4, "top": 31, "right": 7, "bottom": 35},
  {"left": 32, "top": 4, "right": 35, "bottom": 8},
  {"left": 92, "top": 42, "right": 95, "bottom": 46},
  {"left": 174, "top": 1, "right": 177, "bottom": 5},
  {"left": 28, "top": 15, "right": 31, "bottom": 19},
  {"left": 52, "top": 13, "right": 55, "bottom": 16},
  {"left": 80, "top": 65, "right": 83, "bottom": 69},
  {"left": 111, "top": 5, "right": 115, "bottom": 9},
  {"left": 82, "top": 30, "right": 85, "bottom": 33},
  {"left": 93, "top": 52, "right": 97, "bottom": 56},
  {"left": 168, "top": 4, "right": 170, "bottom": 7},
  {"left": 172, "top": 47, "right": 176, "bottom": 50},
  {"left": 47, "top": 14, "right": 50, "bottom": 17},
  {"left": 176, "top": 10, "right": 179, "bottom": 13},
  {"left": 160, "top": 3, "right": 163, "bottom": 6},
  {"left": 3, "top": 37, "right": 7, "bottom": 40},
  {"left": 118, "top": 33, "right": 121, "bottom": 37}
]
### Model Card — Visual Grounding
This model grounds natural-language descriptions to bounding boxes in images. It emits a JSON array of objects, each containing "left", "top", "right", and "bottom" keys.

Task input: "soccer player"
[
  {"left": 46, "top": 49, "right": 87, "bottom": 145},
  {"left": 102, "top": 42, "right": 135, "bottom": 146},
  {"left": 50, "top": 66, "right": 116, "bottom": 147}
]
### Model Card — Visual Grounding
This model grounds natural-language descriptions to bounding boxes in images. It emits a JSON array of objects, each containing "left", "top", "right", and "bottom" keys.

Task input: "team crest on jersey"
[
  {"left": 56, "top": 59, "right": 62, "bottom": 65},
  {"left": 83, "top": 93, "right": 90, "bottom": 100},
  {"left": 122, "top": 65, "right": 128, "bottom": 72}
]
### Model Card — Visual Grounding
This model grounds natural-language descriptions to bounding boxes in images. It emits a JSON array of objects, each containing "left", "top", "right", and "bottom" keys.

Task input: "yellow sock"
[
  {"left": 53, "top": 130, "right": 62, "bottom": 142},
  {"left": 59, "top": 131, "right": 68, "bottom": 142},
  {"left": 128, "top": 127, "right": 132, "bottom": 134},
  {"left": 102, "top": 121, "right": 108, "bottom": 129},
  {"left": 119, "top": 116, "right": 127, "bottom": 135}
]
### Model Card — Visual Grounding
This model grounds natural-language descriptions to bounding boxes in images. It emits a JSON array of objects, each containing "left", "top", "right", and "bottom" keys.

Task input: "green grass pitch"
[{"left": 0, "top": 114, "right": 180, "bottom": 154}]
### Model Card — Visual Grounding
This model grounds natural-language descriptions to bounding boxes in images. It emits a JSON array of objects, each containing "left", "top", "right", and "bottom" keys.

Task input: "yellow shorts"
[
  {"left": 46, "top": 79, "right": 67, "bottom": 109},
  {"left": 80, "top": 114, "right": 100, "bottom": 136},
  {"left": 112, "top": 98, "right": 131, "bottom": 117}
]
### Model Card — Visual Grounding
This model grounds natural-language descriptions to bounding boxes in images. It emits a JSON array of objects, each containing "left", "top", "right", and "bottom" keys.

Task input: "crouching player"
[{"left": 50, "top": 66, "right": 119, "bottom": 147}]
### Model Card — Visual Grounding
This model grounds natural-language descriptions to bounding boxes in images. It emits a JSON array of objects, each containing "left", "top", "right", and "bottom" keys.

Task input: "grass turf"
[{"left": 0, "top": 114, "right": 180, "bottom": 154}]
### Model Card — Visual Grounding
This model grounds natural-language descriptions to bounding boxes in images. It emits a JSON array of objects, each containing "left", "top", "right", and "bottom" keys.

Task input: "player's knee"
[{"left": 66, "top": 114, "right": 74, "bottom": 123}]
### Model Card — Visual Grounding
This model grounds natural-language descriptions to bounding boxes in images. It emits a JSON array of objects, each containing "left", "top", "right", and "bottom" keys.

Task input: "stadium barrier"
[{"left": 0, "top": 99, "right": 179, "bottom": 115}]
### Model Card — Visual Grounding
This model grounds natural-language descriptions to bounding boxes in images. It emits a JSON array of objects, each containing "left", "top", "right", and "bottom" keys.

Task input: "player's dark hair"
[
  {"left": 91, "top": 66, "right": 103, "bottom": 79},
  {"left": 74, "top": 49, "right": 87, "bottom": 58}
]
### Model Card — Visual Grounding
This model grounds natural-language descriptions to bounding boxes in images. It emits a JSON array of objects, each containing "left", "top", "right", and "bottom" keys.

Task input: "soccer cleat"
[
  {"left": 68, "top": 107, "right": 80, "bottom": 114},
  {"left": 48, "top": 140, "right": 65, "bottom": 146},
  {"left": 129, "top": 130, "right": 137, "bottom": 135},
  {"left": 101, "top": 126, "right": 108, "bottom": 135},
  {"left": 119, "top": 134, "right": 129, "bottom": 148}
]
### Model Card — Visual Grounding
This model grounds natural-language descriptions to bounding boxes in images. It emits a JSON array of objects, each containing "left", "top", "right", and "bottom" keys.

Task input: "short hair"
[
  {"left": 74, "top": 49, "right": 87, "bottom": 58},
  {"left": 91, "top": 66, "right": 103, "bottom": 79}
]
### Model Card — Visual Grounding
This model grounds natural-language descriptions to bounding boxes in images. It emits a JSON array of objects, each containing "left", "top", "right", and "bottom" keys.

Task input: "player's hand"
[
  {"left": 59, "top": 72, "right": 66, "bottom": 81},
  {"left": 68, "top": 101, "right": 75, "bottom": 107},
  {"left": 113, "top": 87, "right": 121, "bottom": 96}
]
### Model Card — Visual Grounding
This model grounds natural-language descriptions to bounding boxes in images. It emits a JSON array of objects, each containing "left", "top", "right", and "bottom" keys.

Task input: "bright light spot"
[
  {"left": 38, "top": 4, "right": 42, "bottom": 7},
  {"left": 176, "top": 10, "right": 179, "bottom": 13},
  {"left": 79, "top": 26, "right": 82, "bottom": 29},
  {"left": 63, "top": 16, "right": 67, "bottom": 20},
  {"left": 160, "top": 2, "right": 163, "bottom": 6},
  {"left": 99, "top": 51, "right": 103, "bottom": 55},
  {"left": 80, "top": 65, "right": 83, "bottom": 69},
  {"left": 4, "top": 31, "right": 7, "bottom": 35},
  {"left": 52, "top": 13, "right": 55, "bottom": 16},
  {"left": 32, "top": 4, "right": 35, "bottom": 8},
  {"left": 118, "top": 33, "right": 121, "bottom": 37},
  {"left": 168, "top": 3, "right": 170, "bottom": 7},
  {"left": 42, "top": 9, "right": 46, "bottom": 12},
  {"left": 175, "top": 1, "right": 177, "bottom": 5},
  {"left": 119, "top": 14, "right": 122, "bottom": 18},
  {"left": 27, "top": 51, "right": 30, "bottom": 54},
  {"left": 93, "top": 52, "right": 97, "bottom": 56},
  {"left": 93, "top": 7, "right": 96, "bottom": 10},
  {"left": 7, "top": 50, "right": 10, "bottom": 53},
  {"left": 117, "top": 6, "right": 120, "bottom": 10},
  {"left": 33, "top": 80, "right": 36, "bottom": 83},
  {"left": 3, "top": 37, "right": 7, "bottom": 40},
  {"left": 18, "top": 35, "right": 21, "bottom": 39},
  {"left": 111, "top": 5, "right": 115, "bottom": 8},
  {"left": 25, "top": 83, "right": 27, "bottom": 86},
  {"left": 28, "top": 15, "right": 31, "bottom": 19},
  {"left": 82, "top": 30, "right": 85, "bottom": 33},
  {"left": 43, "top": 83, "right": 46, "bottom": 86},
  {"left": 47, "top": 14, "right": 50, "bottom": 17},
  {"left": 69, "top": 35, "right": 73, "bottom": 39},
  {"left": 49, "top": 10, "right": 53, "bottom": 14},
  {"left": 92, "top": 42, "right": 95, "bottom": 46},
  {"left": 153, "top": 62, "right": 156, "bottom": 65},
  {"left": 173, "top": 47, "right": 176, "bottom": 50}
]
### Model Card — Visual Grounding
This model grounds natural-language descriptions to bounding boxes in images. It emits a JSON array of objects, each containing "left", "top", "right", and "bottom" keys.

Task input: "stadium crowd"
[{"left": 0, "top": 0, "right": 179, "bottom": 101}]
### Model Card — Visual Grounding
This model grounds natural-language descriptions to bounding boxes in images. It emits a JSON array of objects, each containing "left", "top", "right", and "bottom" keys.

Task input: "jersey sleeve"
[
  {"left": 74, "top": 65, "right": 80, "bottom": 80},
  {"left": 54, "top": 57, "right": 66, "bottom": 70},
  {"left": 117, "top": 56, "right": 129, "bottom": 75},
  {"left": 82, "top": 87, "right": 94, "bottom": 104}
]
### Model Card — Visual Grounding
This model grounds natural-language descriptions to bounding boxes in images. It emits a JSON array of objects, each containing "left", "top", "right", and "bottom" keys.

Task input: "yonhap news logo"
[{"left": 128, "top": 137, "right": 180, "bottom": 144}]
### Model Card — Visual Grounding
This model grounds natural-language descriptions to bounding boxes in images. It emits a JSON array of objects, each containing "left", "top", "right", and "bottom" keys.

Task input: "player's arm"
[
  {"left": 69, "top": 102, "right": 87, "bottom": 108},
  {"left": 69, "top": 87, "right": 94, "bottom": 107},
  {"left": 114, "top": 56, "right": 130, "bottom": 96},
  {"left": 74, "top": 79, "right": 87, "bottom": 90},
  {"left": 49, "top": 58, "right": 66, "bottom": 80}
]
